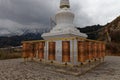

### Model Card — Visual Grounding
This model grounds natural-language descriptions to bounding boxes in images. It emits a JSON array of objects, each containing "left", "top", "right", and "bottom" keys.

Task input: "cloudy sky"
[{"left": 0, "top": 0, "right": 120, "bottom": 36}]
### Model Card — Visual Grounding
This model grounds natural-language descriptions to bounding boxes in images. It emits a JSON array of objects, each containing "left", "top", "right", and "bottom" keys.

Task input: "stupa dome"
[{"left": 55, "top": 7, "right": 74, "bottom": 25}]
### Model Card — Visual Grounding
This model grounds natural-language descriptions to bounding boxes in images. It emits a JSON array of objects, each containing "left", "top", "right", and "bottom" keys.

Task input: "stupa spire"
[{"left": 60, "top": 0, "right": 70, "bottom": 8}]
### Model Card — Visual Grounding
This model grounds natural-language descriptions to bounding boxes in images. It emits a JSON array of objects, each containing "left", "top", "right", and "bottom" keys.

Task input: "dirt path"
[{"left": 0, "top": 56, "right": 120, "bottom": 80}]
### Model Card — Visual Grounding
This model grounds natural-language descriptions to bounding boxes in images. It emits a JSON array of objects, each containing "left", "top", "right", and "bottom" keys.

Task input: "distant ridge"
[
  {"left": 0, "top": 33, "right": 43, "bottom": 48},
  {"left": 0, "top": 25, "right": 104, "bottom": 48},
  {"left": 77, "top": 24, "right": 103, "bottom": 40},
  {"left": 0, "top": 15, "right": 119, "bottom": 48}
]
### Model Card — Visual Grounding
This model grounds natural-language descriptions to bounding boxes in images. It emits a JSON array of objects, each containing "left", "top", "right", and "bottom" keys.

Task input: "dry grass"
[{"left": 0, "top": 48, "right": 22, "bottom": 60}]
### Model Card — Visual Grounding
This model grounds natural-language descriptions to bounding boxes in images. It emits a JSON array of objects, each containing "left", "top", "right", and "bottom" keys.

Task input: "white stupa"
[{"left": 42, "top": 0, "right": 87, "bottom": 40}]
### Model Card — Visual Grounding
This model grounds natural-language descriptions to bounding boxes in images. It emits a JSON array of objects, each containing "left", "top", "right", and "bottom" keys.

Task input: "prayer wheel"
[
  {"left": 28, "top": 44, "right": 31, "bottom": 57},
  {"left": 93, "top": 42, "right": 97, "bottom": 59},
  {"left": 85, "top": 41, "right": 89, "bottom": 61},
  {"left": 78, "top": 41, "right": 86, "bottom": 62},
  {"left": 97, "top": 43, "right": 100, "bottom": 58},
  {"left": 34, "top": 43, "right": 39, "bottom": 58},
  {"left": 91, "top": 42, "right": 94, "bottom": 60},
  {"left": 48, "top": 42, "right": 56, "bottom": 60},
  {"left": 29, "top": 43, "right": 35, "bottom": 60},
  {"left": 22, "top": 43, "right": 28, "bottom": 58},
  {"left": 97, "top": 43, "right": 102, "bottom": 59},
  {"left": 100, "top": 43, "right": 102, "bottom": 58},
  {"left": 99, "top": 43, "right": 102, "bottom": 58},
  {"left": 38, "top": 42, "right": 45, "bottom": 59},
  {"left": 88, "top": 42, "right": 92, "bottom": 60},
  {"left": 27, "top": 43, "right": 32, "bottom": 58},
  {"left": 96, "top": 43, "right": 99, "bottom": 59},
  {"left": 62, "top": 41, "right": 70, "bottom": 62},
  {"left": 102, "top": 43, "right": 106, "bottom": 57},
  {"left": 33, "top": 43, "right": 36, "bottom": 57},
  {"left": 103, "top": 43, "right": 106, "bottom": 57}
]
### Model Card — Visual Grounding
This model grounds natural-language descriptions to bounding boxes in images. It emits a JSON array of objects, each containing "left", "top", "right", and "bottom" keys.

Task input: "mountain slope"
[
  {"left": 98, "top": 16, "right": 120, "bottom": 42},
  {"left": 0, "top": 25, "right": 104, "bottom": 48},
  {"left": 98, "top": 15, "right": 120, "bottom": 54},
  {"left": 77, "top": 25, "right": 103, "bottom": 40},
  {"left": 0, "top": 33, "right": 43, "bottom": 48}
]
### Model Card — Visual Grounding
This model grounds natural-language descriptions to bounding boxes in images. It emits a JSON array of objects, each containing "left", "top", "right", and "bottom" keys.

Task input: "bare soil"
[{"left": 0, "top": 56, "right": 120, "bottom": 80}]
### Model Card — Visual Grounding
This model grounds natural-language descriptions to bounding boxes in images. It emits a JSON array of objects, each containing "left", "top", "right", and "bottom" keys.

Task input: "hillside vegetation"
[{"left": 0, "top": 47, "right": 21, "bottom": 60}]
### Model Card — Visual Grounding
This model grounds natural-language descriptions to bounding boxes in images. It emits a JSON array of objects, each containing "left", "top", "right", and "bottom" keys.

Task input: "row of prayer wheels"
[
  {"left": 22, "top": 40, "right": 105, "bottom": 63},
  {"left": 22, "top": 42, "right": 45, "bottom": 60},
  {"left": 22, "top": 41, "right": 71, "bottom": 62},
  {"left": 78, "top": 41, "right": 105, "bottom": 63}
]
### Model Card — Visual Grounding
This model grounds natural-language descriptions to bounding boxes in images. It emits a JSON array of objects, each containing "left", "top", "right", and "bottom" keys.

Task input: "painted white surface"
[{"left": 42, "top": 0, "right": 87, "bottom": 40}]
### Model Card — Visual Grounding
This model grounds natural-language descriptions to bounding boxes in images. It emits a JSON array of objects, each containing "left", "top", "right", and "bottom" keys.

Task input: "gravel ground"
[{"left": 0, "top": 56, "right": 120, "bottom": 80}]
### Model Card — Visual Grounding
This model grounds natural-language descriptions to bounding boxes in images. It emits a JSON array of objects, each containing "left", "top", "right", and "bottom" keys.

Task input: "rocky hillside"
[
  {"left": 98, "top": 16, "right": 120, "bottom": 54},
  {"left": 77, "top": 25, "right": 103, "bottom": 40},
  {"left": 98, "top": 16, "right": 120, "bottom": 41}
]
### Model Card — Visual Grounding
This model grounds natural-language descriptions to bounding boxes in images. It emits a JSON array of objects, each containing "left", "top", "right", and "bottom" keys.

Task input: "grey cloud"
[
  {"left": 0, "top": 0, "right": 119, "bottom": 36},
  {"left": 0, "top": 19, "right": 49, "bottom": 36},
  {"left": 0, "top": 0, "right": 58, "bottom": 36},
  {"left": 0, "top": 0, "right": 57, "bottom": 25}
]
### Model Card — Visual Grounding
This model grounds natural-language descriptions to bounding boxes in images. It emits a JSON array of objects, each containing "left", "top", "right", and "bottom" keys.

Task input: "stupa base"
[{"left": 42, "top": 32, "right": 87, "bottom": 40}]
